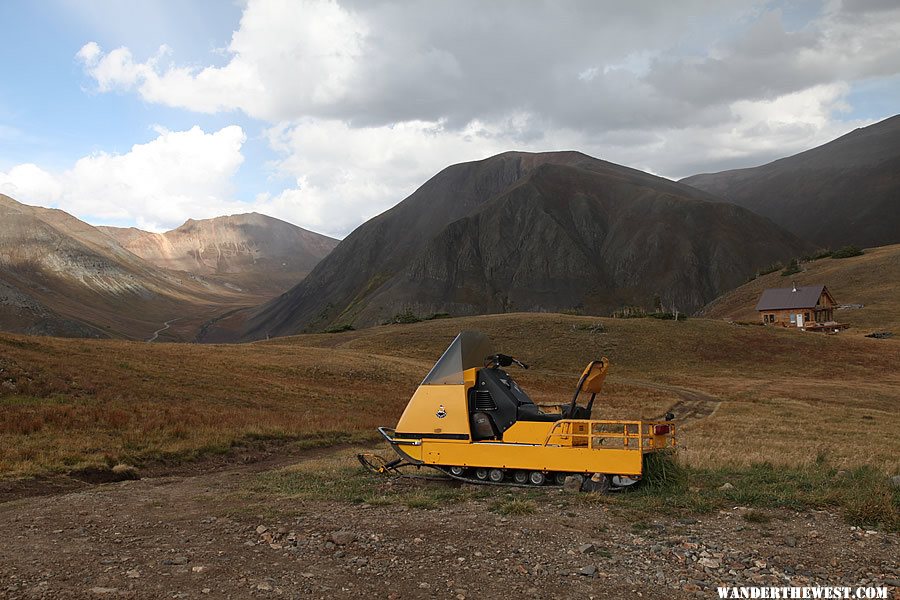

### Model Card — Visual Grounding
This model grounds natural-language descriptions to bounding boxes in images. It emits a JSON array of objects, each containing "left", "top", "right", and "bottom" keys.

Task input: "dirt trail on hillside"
[
  {"left": 147, "top": 318, "right": 181, "bottom": 343},
  {"left": 619, "top": 378, "right": 722, "bottom": 424},
  {"left": 1, "top": 445, "right": 897, "bottom": 600}
]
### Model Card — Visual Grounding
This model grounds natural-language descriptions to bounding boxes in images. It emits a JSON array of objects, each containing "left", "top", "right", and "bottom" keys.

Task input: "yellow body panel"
[
  {"left": 395, "top": 368, "right": 477, "bottom": 437},
  {"left": 501, "top": 421, "right": 554, "bottom": 444},
  {"left": 405, "top": 440, "right": 644, "bottom": 476},
  {"left": 391, "top": 418, "right": 674, "bottom": 477}
]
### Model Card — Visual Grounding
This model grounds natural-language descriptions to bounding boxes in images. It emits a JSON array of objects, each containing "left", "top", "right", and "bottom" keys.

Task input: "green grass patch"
[
  {"left": 490, "top": 498, "right": 536, "bottom": 516},
  {"left": 252, "top": 450, "right": 897, "bottom": 532},
  {"left": 606, "top": 456, "right": 898, "bottom": 531},
  {"left": 630, "top": 520, "right": 652, "bottom": 533}
]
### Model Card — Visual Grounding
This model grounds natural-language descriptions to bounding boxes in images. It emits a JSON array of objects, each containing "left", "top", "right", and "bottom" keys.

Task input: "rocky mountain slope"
[
  {"left": 237, "top": 151, "right": 811, "bottom": 339},
  {"left": 100, "top": 213, "right": 337, "bottom": 296},
  {"left": 0, "top": 195, "right": 315, "bottom": 340},
  {"left": 681, "top": 115, "right": 900, "bottom": 249}
]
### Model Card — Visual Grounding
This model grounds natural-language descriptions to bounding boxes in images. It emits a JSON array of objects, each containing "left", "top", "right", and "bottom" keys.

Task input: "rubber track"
[
  {"left": 434, "top": 465, "right": 564, "bottom": 489},
  {"left": 361, "top": 455, "right": 631, "bottom": 491}
]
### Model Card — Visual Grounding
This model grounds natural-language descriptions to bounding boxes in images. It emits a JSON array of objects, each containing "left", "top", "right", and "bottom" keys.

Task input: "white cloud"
[
  {"left": 250, "top": 118, "right": 534, "bottom": 235},
  {"left": 76, "top": 0, "right": 366, "bottom": 118},
  {"left": 55, "top": 0, "right": 900, "bottom": 236},
  {"left": 0, "top": 163, "right": 65, "bottom": 202},
  {"left": 600, "top": 83, "right": 869, "bottom": 177},
  {"left": 245, "top": 83, "right": 872, "bottom": 236},
  {"left": 76, "top": 1, "right": 900, "bottom": 130},
  {"left": 1, "top": 126, "right": 247, "bottom": 232}
]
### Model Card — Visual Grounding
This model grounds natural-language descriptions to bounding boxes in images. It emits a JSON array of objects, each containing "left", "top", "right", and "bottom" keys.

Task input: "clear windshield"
[{"left": 421, "top": 330, "right": 494, "bottom": 385}]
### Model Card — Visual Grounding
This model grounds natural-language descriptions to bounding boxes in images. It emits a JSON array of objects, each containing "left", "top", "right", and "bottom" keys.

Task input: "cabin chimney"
[{"left": 792, "top": 282, "right": 797, "bottom": 292}]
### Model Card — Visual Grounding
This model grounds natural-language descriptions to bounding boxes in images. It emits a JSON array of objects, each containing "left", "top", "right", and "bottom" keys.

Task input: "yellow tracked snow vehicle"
[{"left": 360, "top": 331, "right": 676, "bottom": 490}]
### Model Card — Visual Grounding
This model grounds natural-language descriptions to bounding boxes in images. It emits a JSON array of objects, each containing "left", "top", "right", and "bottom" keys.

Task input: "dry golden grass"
[
  {"left": 0, "top": 336, "right": 420, "bottom": 476},
  {"left": 1, "top": 312, "right": 897, "bottom": 477},
  {"left": 702, "top": 243, "right": 900, "bottom": 334}
]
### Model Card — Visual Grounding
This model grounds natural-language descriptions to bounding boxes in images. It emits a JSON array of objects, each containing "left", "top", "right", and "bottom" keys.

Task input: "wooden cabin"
[{"left": 756, "top": 284, "right": 836, "bottom": 329}]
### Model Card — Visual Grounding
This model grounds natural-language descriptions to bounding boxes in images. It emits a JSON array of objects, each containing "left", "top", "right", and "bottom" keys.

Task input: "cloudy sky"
[{"left": 0, "top": 0, "right": 898, "bottom": 237}]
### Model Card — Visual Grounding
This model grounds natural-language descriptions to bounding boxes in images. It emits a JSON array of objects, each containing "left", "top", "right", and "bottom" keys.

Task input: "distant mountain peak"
[
  {"left": 681, "top": 114, "right": 900, "bottom": 248},
  {"left": 101, "top": 213, "right": 338, "bottom": 296},
  {"left": 234, "top": 150, "right": 810, "bottom": 340},
  {"left": 0, "top": 195, "right": 340, "bottom": 340}
]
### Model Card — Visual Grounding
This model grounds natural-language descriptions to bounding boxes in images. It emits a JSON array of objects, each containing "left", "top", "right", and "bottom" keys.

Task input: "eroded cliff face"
[
  {"left": 0, "top": 200, "right": 151, "bottom": 296},
  {"left": 0, "top": 195, "right": 284, "bottom": 339},
  {"left": 100, "top": 213, "right": 338, "bottom": 295}
]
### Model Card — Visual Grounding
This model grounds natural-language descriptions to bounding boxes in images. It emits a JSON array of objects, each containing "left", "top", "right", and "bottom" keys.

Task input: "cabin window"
[
  {"left": 763, "top": 314, "right": 769, "bottom": 323},
  {"left": 790, "top": 313, "right": 796, "bottom": 323},
  {"left": 769, "top": 314, "right": 775, "bottom": 322},
  {"left": 804, "top": 312, "right": 810, "bottom": 321}
]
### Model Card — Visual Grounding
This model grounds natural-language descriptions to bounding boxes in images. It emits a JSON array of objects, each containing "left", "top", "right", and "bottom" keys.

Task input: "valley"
[
  {"left": 0, "top": 196, "right": 337, "bottom": 342},
  {"left": 2, "top": 313, "right": 896, "bottom": 479},
  {"left": 0, "top": 314, "right": 897, "bottom": 598}
]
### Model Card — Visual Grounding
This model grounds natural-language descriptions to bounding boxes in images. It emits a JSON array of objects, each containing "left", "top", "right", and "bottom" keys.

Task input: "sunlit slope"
[{"left": 2, "top": 313, "right": 896, "bottom": 477}]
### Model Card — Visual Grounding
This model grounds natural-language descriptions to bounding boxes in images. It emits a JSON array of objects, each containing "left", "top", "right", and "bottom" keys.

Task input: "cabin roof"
[{"left": 756, "top": 284, "right": 827, "bottom": 311}]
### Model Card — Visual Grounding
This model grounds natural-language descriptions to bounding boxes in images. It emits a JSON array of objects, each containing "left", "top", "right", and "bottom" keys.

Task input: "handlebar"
[{"left": 484, "top": 353, "right": 529, "bottom": 370}]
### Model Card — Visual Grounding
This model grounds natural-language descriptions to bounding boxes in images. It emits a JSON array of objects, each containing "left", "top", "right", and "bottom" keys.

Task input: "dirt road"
[
  {"left": 147, "top": 318, "right": 181, "bottom": 343},
  {"left": 1, "top": 447, "right": 897, "bottom": 600},
  {"left": 619, "top": 378, "right": 722, "bottom": 424}
]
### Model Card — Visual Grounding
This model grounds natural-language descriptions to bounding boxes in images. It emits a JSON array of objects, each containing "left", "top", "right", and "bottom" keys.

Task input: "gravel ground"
[{"left": 1, "top": 454, "right": 898, "bottom": 600}]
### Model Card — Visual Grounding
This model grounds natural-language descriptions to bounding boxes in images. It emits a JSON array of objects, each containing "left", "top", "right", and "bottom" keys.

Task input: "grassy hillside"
[
  {"left": 701, "top": 243, "right": 900, "bottom": 334},
  {"left": 1, "top": 313, "right": 897, "bottom": 478}
]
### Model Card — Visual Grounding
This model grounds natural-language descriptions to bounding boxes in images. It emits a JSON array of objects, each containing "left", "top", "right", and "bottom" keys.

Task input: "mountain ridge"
[
  {"left": 681, "top": 115, "right": 900, "bottom": 248},
  {"left": 0, "top": 195, "right": 335, "bottom": 340},
  {"left": 235, "top": 151, "right": 812, "bottom": 340}
]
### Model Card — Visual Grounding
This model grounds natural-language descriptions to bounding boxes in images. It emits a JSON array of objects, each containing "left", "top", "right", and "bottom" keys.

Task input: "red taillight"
[{"left": 653, "top": 425, "right": 671, "bottom": 435}]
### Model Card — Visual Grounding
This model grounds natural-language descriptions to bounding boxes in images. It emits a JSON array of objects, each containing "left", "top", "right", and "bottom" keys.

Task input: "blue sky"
[
  {"left": 0, "top": 1, "right": 277, "bottom": 204},
  {"left": 1, "top": 0, "right": 898, "bottom": 237}
]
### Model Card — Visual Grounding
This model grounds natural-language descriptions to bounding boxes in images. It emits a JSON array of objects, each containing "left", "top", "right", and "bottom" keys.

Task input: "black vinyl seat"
[{"left": 476, "top": 368, "right": 563, "bottom": 425}]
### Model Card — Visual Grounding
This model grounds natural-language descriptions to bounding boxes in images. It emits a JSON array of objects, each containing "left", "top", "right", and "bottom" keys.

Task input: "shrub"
[
  {"left": 424, "top": 312, "right": 451, "bottom": 321},
  {"left": 803, "top": 248, "right": 833, "bottom": 261},
  {"left": 781, "top": 259, "right": 801, "bottom": 277},
  {"left": 757, "top": 262, "right": 783, "bottom": 277},
  {"left": 385, "top": 309, "right": 421, "bottom": 324},
  {"left": 611, "top": 306, "right": 646, "bottom": 318},
  {"left": 830, "top": 245, "right": 863, "bottom": 259},
  {"left": 648, "top": 311, "right": 687, "bottom": 321},
  {"left": 324, "top": 324, "right": 354, "bottom": 333}
]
